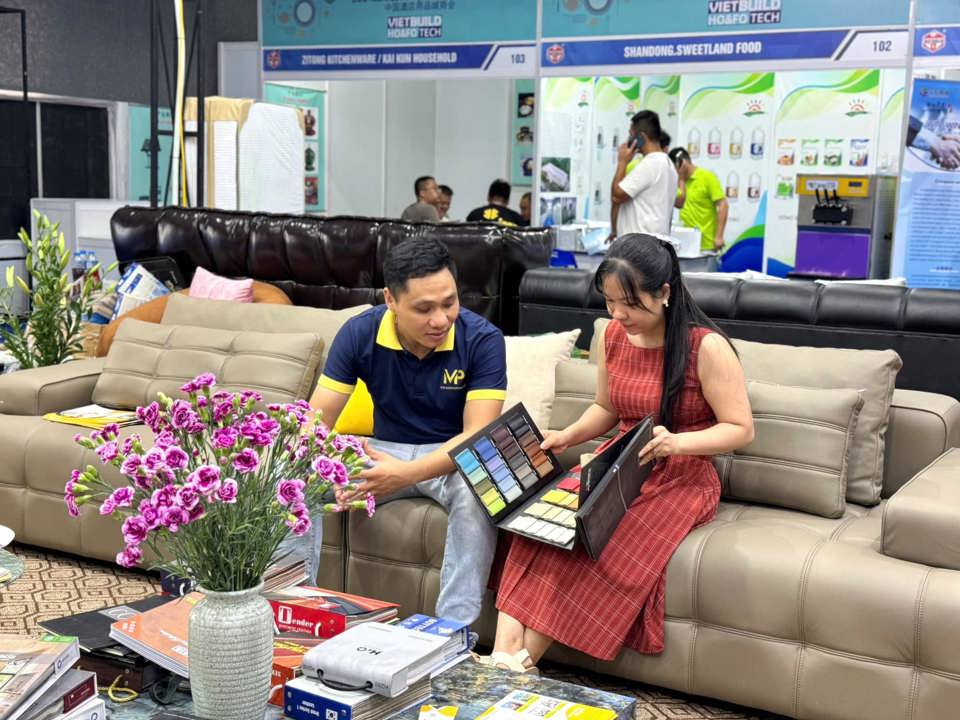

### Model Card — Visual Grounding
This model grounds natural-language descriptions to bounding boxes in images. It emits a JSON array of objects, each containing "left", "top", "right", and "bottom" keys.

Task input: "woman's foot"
[{"left": 472, "top": 649, "right": 539, "bottom": 675}]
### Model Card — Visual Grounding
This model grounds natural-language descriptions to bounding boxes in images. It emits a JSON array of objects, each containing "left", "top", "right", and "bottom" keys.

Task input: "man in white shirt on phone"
[{"left": 610, "top": 110, "right": 678, "bottom": 239}]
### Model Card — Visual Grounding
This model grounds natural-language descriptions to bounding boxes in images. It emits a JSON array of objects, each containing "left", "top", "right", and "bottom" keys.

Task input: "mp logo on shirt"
[{"left": 442, "top": 369, "right": 466, "bottom": 389}]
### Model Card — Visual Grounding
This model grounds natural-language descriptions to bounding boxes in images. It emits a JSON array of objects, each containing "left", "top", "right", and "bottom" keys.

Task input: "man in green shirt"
[{"left": 668, "top": 147, "right": 729, "bottom": 252}]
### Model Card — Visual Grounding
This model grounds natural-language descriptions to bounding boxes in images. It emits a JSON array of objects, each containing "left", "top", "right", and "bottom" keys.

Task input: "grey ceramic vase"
[{"left": 189, "top": 582, "right": 274, "bottom": 720}]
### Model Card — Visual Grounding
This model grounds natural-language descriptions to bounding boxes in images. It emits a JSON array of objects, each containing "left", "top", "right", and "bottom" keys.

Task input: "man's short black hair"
[
  {"left": 487, "top": 179, "right": 512, "bottom": 204},
  {"left": 414, "top": 176, "right": 435, "bottom": 198},
  {"left": 439, "top": 184, "right": 454, "bottom": 196},
  {"left": 630, "top": 110, "right": 663, "bottom": 147},
  {"left": 383, "top": 237, "right": 457, "bottom": 297},
  {"left": 668, "top": 147, "right": 691, "bottom": 166},
  {"left": 660, "top": 131, "right": 671, "bottom": 150}
]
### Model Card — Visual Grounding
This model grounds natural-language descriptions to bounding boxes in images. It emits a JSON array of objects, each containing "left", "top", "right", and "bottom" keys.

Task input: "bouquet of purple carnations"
[{"left": 65, "top": 372, "right": 373, "bottom": 591}]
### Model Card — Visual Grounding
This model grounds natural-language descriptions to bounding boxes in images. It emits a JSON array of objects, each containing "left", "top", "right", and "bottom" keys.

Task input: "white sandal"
[{"left": 473, "top": 649, "right": 539, "bottom": 675}]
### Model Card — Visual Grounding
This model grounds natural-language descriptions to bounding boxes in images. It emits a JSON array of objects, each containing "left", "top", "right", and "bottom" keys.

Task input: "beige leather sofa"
[
  {"left": 314, "top": 340, "right": 960, "bottom": 720},
  {"left": 2, "top": 300, "right": 960, "bottom": 720},
  {"left": 0, "top": 294, "right": 367, "bottom": 558}
]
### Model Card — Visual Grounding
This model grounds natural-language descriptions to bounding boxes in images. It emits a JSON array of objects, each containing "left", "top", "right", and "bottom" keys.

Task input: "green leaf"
[{"left": 4, "top": 266, "right": 12, "bottom": 288}]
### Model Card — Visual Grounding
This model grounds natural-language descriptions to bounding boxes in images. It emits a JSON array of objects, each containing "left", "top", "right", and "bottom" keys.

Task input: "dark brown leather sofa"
[{"left": 109, "top": 206, "right": 553, "bottom": 334}]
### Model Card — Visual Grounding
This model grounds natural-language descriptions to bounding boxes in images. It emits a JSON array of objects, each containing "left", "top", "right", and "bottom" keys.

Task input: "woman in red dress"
[{"left": 489, "top": 234, "right": 754, "bottom": 671}]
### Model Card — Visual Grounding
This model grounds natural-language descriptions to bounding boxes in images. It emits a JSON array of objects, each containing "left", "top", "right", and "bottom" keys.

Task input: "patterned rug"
[{"left": 0, "top": 544, "right": 780, "bottom": 719}]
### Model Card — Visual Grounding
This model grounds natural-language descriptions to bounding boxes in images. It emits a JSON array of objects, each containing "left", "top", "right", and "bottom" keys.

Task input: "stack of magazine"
[
  {"left": 283, "top": 675, "right": 431, "bottom": 720},
  {"left": 0, "top": 634, "right": 104, "bottom": 720},
  {"left": 107, "top": 594, "right": 198, "bottom": 678},
  {"left": 39, "top": 596, "right": 172, "bottom": 693}
]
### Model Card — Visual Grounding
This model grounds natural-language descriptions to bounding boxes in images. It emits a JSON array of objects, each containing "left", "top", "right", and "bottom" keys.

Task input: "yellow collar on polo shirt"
[{"left": 375, "top": 309, "right": 456, "bottom": 352}]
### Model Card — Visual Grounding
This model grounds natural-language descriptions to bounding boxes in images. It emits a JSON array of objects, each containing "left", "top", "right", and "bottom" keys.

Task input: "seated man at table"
[{"left": 307, "top": 237, "right": 507, "bottom": 625}]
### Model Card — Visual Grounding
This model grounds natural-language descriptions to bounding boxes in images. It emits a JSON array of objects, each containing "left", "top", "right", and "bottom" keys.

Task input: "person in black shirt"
[{"left": 466, "top": 179, "right": 524, "bottom": 226}]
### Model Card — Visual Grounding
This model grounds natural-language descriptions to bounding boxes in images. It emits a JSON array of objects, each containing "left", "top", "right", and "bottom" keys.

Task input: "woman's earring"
[{"left": 664, "top": 299, "right": 669, "bottom": 308}]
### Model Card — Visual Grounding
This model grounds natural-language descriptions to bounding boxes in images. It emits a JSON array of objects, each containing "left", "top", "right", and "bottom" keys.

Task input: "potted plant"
[
  {"left": 66, "top": 373, "right": 374, "bottom": 720},
  {"left": 0, "top": 210, "right": 111, "bottom": 369}
]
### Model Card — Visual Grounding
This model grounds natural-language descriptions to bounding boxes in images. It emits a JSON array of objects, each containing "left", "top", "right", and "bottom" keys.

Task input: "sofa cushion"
[
  {"left": 160, "top": 294, "right": 371, "bottom": 390},
  {"left": 188, "top": 266, "right": 254, "bottom": 302},
  {"left": 96, "top": 283, "right": 293, "bottom": 358},
  {"left": 334, "top": 379, "right": 375, "bottom": 437},
  {"left": 504, "top": 330, "right": 581, "bottom": 429},
  {"left": 92, "top": 319, "right": 324, "bottom": 409},
  {"left": 732, "top": 340, "right": 901, "bottom": 506},
  {"left": 714, "top": 381, "right": 864, "bottom": 518}
]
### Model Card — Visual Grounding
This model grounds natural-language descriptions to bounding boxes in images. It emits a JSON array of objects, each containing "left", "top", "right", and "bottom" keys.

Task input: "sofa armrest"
[
  {"left": 0, "top": 358, "right": 105, "bottom": 416},
  {"left": 882, "top": 448, "right": 960, "bottom": 569}
]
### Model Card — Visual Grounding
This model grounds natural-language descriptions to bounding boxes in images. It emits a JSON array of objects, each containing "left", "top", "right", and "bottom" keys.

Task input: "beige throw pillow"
[
  {"left": 504, "top": 330, "right": 581, "bottom": 430},
  {"left": 93, "top": 319, "right": 324, "bottom": 410},
  {"left": 732, "top": 339, "right": 901, "bottom": 506},
  {"left": 160, "top": 294, "right": 371, "bottom": 390},
  {"left": 714, "top": 381, "right": 864, "bottom": 518}
]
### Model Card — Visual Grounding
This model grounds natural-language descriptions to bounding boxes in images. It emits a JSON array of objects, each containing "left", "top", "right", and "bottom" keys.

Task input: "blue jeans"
[{"left": 281, "top": 439, "right": 498, "bottom": 625}]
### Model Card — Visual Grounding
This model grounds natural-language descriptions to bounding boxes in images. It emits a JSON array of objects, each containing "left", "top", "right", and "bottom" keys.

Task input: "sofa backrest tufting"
[{"left": 110, "top": 206, "right": 553, "bottom": 335}]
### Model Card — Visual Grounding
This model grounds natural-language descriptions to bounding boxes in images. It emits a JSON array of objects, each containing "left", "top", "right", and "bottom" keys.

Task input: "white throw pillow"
[{"left": 504, "top": 330, "right": 582, "bottom": 430}]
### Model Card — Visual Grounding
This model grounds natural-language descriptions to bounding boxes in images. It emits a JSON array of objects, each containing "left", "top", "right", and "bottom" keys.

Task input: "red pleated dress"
[{"left": 495, "top": 321, "right": 721, "bottom": 660}]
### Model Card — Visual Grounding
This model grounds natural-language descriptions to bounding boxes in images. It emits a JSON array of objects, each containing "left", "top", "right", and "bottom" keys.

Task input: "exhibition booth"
[{"left": 257, "top": 0, "right": 960, "bottom": 287}]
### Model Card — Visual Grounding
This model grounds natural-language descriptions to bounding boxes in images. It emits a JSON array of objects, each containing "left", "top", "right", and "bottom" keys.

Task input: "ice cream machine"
[{"left": 792, "top": 174, "right": 897, "bottom": 279}]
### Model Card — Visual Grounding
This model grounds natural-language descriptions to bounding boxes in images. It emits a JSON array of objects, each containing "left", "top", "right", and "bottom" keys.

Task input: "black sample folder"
[
  {"left": 449, "top": 403, "right": 653, "bottom": 560},
  {"left": 577, "top": 416, "right": 654, "bottom": 560},
  {"left": 39, "top": 595, "right": 171, "bottom": 652}
]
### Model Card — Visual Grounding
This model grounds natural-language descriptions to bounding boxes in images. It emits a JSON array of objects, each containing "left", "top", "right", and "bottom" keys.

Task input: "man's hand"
[
  {"left": 931, "top": 135, "right": 960, "bottom": 169},
  {"left": 338, "top": 440, "right": 413, "bottom": 501},
  {"left": 617, "top": 140, "right": 637, "bottom": 165},
  {"left": 713, "top": 234, "right": 725, "bottom": 250}
]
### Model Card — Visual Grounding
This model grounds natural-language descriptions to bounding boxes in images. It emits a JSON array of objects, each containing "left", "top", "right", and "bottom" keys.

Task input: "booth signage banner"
[
  {"left": 511, "top": 79, "right": 536, "bottom": 187},
  {"left": 539, "top": 78, "right": 594, "bottom": 228},
  {"left": 261, "top": 0, "right": 537, "bottom": 76},
  {"left": 914, "top": 27, "right": 960, "bottom": 65},
  {"left": 641, "top": 76, "right": 681, "bottom": 144},
  {"left": 539, "top": 0, "right": 909, "bottom": 73},
  {"left": 676, "top": 73, "right": 775, "bottom": 273},
  {"left": 589, "top": 77, "right": 641, "bottom": 224},
  {"left": 762, "top": 69, "right": 881, "bottom": 276},
  {"left": 263, "top": 83, "right": 326, "bottom": 212},
  {"left": 892, "top": 78, "right": 960, "bottom": 289}
]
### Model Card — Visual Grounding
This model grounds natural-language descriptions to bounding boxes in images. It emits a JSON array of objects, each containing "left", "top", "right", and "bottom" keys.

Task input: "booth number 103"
[{"left": 511, "top": 53, "right": 527, "bottom": 64}]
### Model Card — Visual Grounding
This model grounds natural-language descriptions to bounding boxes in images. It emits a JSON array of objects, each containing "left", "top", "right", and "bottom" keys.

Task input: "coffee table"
[
  {"left": 0, "top": 549, "right": 23, "bottom": 587},
  {"left": 393, "top": 661, "right": 636, "bottom": 719},
  {"left": 0, "top": 522, "right": 22, "bottom": 588},
  {"left": 107, "top": 660, "right": 635, "bottom": 719}
]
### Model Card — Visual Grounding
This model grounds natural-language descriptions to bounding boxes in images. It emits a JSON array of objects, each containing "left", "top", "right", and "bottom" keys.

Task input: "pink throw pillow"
[{"left": 188, "top": 266, "right": 254, "bottom": 303}]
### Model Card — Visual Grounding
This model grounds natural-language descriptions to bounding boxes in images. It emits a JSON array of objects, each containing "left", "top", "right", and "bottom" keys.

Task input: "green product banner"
[
  {"left": 641, "top": 75, "right": 680, "bottom": 146},
  {"left": 511, "top": 79, "right": 536, "bottom": 187},
  {"left": 263, "top": 83, "right": 326, "bottom": 212},
  {"left": 763, "top": 69, "right": 881, "bottom": 275},
  {"left": 677, "top": 73, "right": 776, "bottom": 271}
]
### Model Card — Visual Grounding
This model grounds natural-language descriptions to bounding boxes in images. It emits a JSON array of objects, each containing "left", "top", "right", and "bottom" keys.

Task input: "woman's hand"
[
  {"left": 540, "top": 429, "right": 573, "bottom": 454},
  {"left": 638, "top": 425, "right": 684, "bottom": 465}
]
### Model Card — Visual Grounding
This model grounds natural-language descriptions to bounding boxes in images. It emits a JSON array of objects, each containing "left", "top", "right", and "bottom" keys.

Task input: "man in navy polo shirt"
[{"left": 307, "top": 237, "right": 507, "bottom": 624}]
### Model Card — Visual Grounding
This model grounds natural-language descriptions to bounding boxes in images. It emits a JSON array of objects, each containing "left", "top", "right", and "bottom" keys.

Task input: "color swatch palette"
[
  {"left": 453, "top": 406, "right": 558, "bottom": 518},
  {"left": 453, "top": 405, "right": 656, "bottom": 557},
  {"left": 451, "top": 403, "right": 582, "bottom": 550}
]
